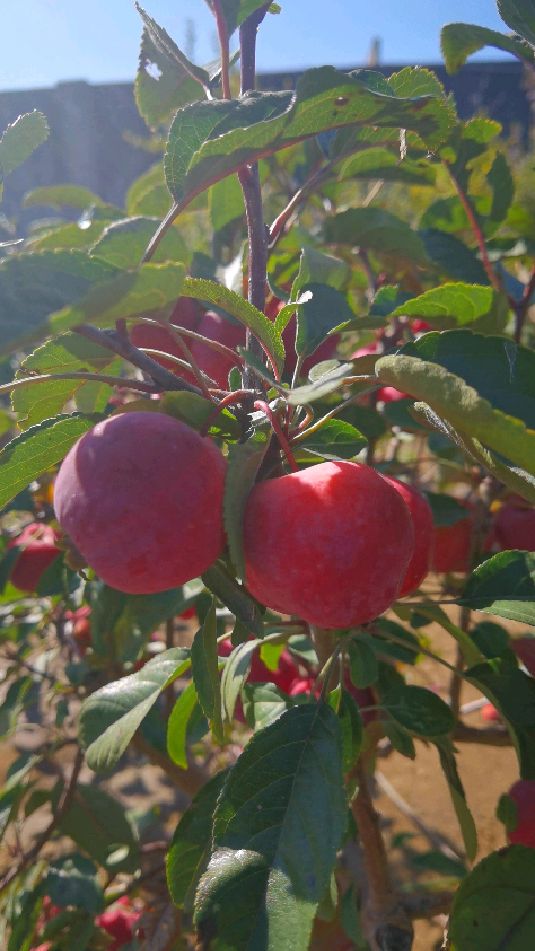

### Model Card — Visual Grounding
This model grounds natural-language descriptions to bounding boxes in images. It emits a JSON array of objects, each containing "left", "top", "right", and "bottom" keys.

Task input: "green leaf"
[
  {"left": 0, "top": 414, "right": 99, "bottom": 512},
  {"left": 90, "top": 583, "right": 186, "bottom": 661},
  {"left": 347, "top": 638, "right": 379, "bottom": 688},
  {"left": 292, "top": 246, "right": 350, "bottom": 294},
  {"left": 167, "top": 682, "right": 199, "bottom": 768},
  {"left": 381, "top": 684, "right": 455, "bottom": 737},
  {"left": 23, "top": 184, "right": 112, "bottom": 212},
  {"left": 487, "top": 152, "right": 514, "bottom": 227},
  {"left": 0, "top": 250, "right": 118, "bottom": 354},
  {"left": 79, "top": 647, "right": 190, "bottom": 771},
  {"left": 209, "top": 175, "right": 245, "bottom": 231},
  {"left": 0, "top": 678, "right": 32, "bottom": 739},
  {"left": 389, "top": 283, "right": 508, "bottom": 332},
  {"left": 466, "top": 659, "right": 535, "bottom": 779},
  {"left": 90, "top": 216, "right": 189, "bottom": 268},
  {"left": 286, "top": 361, "right": 355, "bottom": 406},
  {"left": 50, "top": 262, "right": 186, "bottom": 333},
  {"left": 441, "top": 22, "right": 535, "bottom": 72},
  {"left": 435, "top": 739, "right": 478, "bottom": 861},
  {"left": 57, "top": 784, "right": 139, "bottom": 873},
  {"left": 421, "top": 229, "right": 489, "bottom": 284},
  {"left": 338, "top": 146, "right": 435, "bottom": 185},
  {"left": 449, "top": 845, "right": 535, "bottom": 949},
  {"left": 217, "top": 0, "right": 271, "bottom": 34},
  {"left": 426, "top": 490, "right": 472, "bottom": 527},
  {"left": 134, "top": 3, "right": 209, "bottom": 127},
  {"left": 167, "top": 771, "right": 228, "bottom": 910},
  {"left": 220, "top": 639, "right": 259, "bottom": 722},
  {"left": 191, "top": 600, "right": 223, "bottom": 742},
  {"left": 498, "top": 0, "right": 535, "bottom": 47},
  {"left": 162, "top": 391, "right": 241, "bottom": 439},
  {"left": 332, "top": 687, "right": 363, "bottom": 771},
  {"left": 182, "top": 276, "right": 284, "bottom": 372},
  {"left": 45, "top": 856, "right": 104, "bottom": 914},
  {"left": 460, "top": 551, "right": 535, "bottom": 626},
  {"left": 11, "top": 333, "right": 116, "bottom": 430},
  {"left": 375, "top": 331, "right": 535, "bottom": 477},
  {"left": 296, "top": 419, "right": 367, "bottom": 462},
  {"left": 294, "top": 284, "right": 353, "bottom": 358},
  {"left": 242, "top": 682, "right": 290, "bottom": 729},
  {"left": 0, "top": 111, "right": 49, "bottom": 179},
  {"left": 165, "top": 66, "right": 454, "bottom": 212},
  {"left": 202, "top": 562, "right": 264, "bottom": 636},
  {"left": 194, "top": 703, "right": 347, "bottom": 951},
  {"left": 224, "top": 433, "right": 270, "bottom": 580},
  {"left": 325, "top": 208, "right": 428, "bottom": 265}
]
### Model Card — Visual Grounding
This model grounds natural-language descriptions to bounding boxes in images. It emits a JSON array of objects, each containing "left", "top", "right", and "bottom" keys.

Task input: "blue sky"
[{"left": 2, "top": 1, "right": 509, "bottom": 91}]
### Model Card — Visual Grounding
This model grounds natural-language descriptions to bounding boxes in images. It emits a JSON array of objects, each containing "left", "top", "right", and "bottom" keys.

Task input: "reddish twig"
[
  {"left": 254, "top": 400, "right": 298, "bottom": 472},
  {"left": 446, "top": 165, "right": 502, "bottom": 294},
  {"left": 211, "top": 0, "right": 231, "bottom": 99},
  {"left": 199, "top": 388, "right": 256, "bottom": 436}
]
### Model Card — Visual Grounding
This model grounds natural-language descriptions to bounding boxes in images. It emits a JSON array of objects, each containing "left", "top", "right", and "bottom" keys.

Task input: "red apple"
[
  {"left": 431, "top": 504, "right": 474, "bottom": 573},
  {"left": 66, "top": 605, "right": 92, "bottom": 653},
  {"left": 491, "top": 500, "right": 535, "bottom": 552},
  {"left": 54, "top": 412, "right": 226, "bottom": 594},
  {"left": 381, "top": 476, "right": 433, "bottom": 596},
  {"left": 504, "top": 779, "right": 535, "bottom": 848},
  {"left": 481, "top": 702, "right": 501, "bottom": 723},
  {"left": 96, "top": 897, "right": 141, "bottom": 950},
  {"left": 8, "top": 523, "right": 60, "bottom": 592},
  {"left": 244, "top": 461, "right": 414, "bottom": 629},
  {"left": 511, "top": 637, "right": 535, "bottom": 678},
  {"left": 218, "top": 638, "right": 300, "bottom": 693},
  {"left": 189, "top": 311, "right": 245, "bottom": 389}
]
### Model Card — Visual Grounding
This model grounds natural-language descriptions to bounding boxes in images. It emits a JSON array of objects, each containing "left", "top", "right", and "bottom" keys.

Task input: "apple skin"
[
  {"left": 244, "top": 461, "right": 414, "bottom": 629},
  {"left": 481, "top": 702, "right": 501, "bottom": 723},
  {"left": 505, "top": 779, "right": 535, "bottom": 848},
  {"left": 130, "top": 296, "right": 200, "bottom": 373},
  {"left": 381, "top": 476, "right": 433, "bottom": 596},
  {"left": 511, "top": 637, "right": 535, "bottom": 678},
  {"left": 9, "top": 523, "right": 60, "bottom": 592},
  {"left": 96, "top": 897, "right": 141, "bottom": 949},
  {"left": 190, "top": 311, "right": 245, "bottom": 389},
  {"left": 218, "top": 638, "right": 300, "bottom": 693},
  {"left": 491, "top": 501, "right": 535, "bottom": 552},
  {"left": 431, "top": 505, "right": 474, "bottom": 573},
  {"left": 54, "top": 412, "right": 226, "bottom": 594},
  {"left": 66, "top": 605, "right": 92, "bottom": 654}
]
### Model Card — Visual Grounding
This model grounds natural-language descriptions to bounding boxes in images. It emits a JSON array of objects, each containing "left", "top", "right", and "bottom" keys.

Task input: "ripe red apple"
[
  {"left": 8, "top": 523, "right": 60, "bottom": 592},
  {"left": 189, "top": 311, "right": 245, "bottom": 388},
  {"left": 130, "top": 296, "right": 201, "bottom": 373},
  {"left": 511, "top": 637, "right": 535, "bottom": 678},
  {"left": 491, "top": 499, "right": 535, "bottom": 552},
  {"left": 431, "top": 504, "right": 474, "bottom": 573},
  {"left": 66, "top": 605, "right": 92, "bottom": 653},
  {"left": 244, "top": 461, "right": 414, "bottom": 629},
  {"left": 96, "top": 897, "right": 141, "bottom": 949},
  {"left": 218, "top": 638, "right": 300, "bottom": 693},
  {"left": 504, "top": 779, "right": 535, "bottom": 848},
  {"left": 381, "top": 476, "right": 433, "bottom": 596},
  {"left": 54, "top": 412, "right": 226, "bottom": 594},
  {"left": 481, "top": 702, "right": 501, "bottom": 723}
]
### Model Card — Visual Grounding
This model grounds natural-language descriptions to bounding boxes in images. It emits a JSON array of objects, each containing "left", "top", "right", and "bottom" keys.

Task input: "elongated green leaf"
[
  {"left": 90, "top": 583, "right": 186, "bottom": 662},
  {"left": 23, "top": 184, "right": 111, "bottom": 211},
  {"left": 449, "top": 845, "right": 535, "bottom": 949},
  {"left": 466, "top": 659, "right": 535, "bottom": 779},
  {"left": 441, "top": 22, "right": 534, "bottom": 72},
  {"left": 460, "top": 551, "right": 535, "bottom": 626},
  {"left": 294, "top": 284, "right": 352, "bottom": 358},
  {"left": 286, "top": 361, "right": 355, "bottom": 406},
  {"left": 224, "top": 434, "right": 270, "bottom": 580},
  {"left": 11, "top": 334, "right": 116, "bottom": 430},
  {"left": 376, "top": 331, "right": 535, "bottom": 476},
  {"left": 389, "top": 283, "right": 508, "bottom": 332},
  {"left": 57, "top": 784, "right": 139, "bottom": 873},
  {"left": 498, "top": 0, "right": 535, "bottom": 46},
  {"left": 347, "top": 638, "right": 379, "bottom": 689},
  {"left": 0, "top": 250, "right": 118, "bottom": 354},
  {"left": 381, "top": 684, "right": 455, "bottom": 737},
  {"left": 191, "top": 601, "right": 223, "bottom": 742},
  {"left": 325, "top": 207, "right": 428, "bottom": 265},
  {"left": 167, "top": 770, "right": 228, "bottom": 910},
  {"left": 421, "top": 229, "right": 489, "bottom": 284},
  {"left": 167, "top": 682, "right": 199, "bottom": 768},
  {"left": 165, "top": 66, "right": 454, "bottom": 212},
  {"left": 338, "top": 147, "right": 435, "bottom": 185},
  {"left": 242, "top": 682, "right": 290, "bottom": 730},
  {"left": 202, "top": 562, "right": 264, "bottom": 636},
  {"left": 194, "top": 703, "right": 347, "bottom": 951},
  {"left": 45, "top": 855, "right": 104, "bottom": 915},
  {"left": 435, "top": 739, "right": 477, "bottom": 861},
  {"left": 0, "top": 111, "right": 49, "bottom": 179},
  {"left": 0, "top": 414, "right": 99, "bottom": 512},
  {"left": 220, "top": 639, "right": 259, "bottom": 722},
  {"left": 79, "top": 647, "right": 190, "bottom": 771},
  {"left": 296, "top": 419, "right": 367, "bottom": 462},
  {"left": 50, "top": 262, "right": 185, "bottom": 332},
  {"left": 183, "top": 276, "right": 285, "bottom": 372},
  {"left": 90, "top": 217, "right": 189, "bottom": 267}
]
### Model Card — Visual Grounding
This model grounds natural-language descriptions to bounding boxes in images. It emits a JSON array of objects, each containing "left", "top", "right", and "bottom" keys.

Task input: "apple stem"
[
  {"left": 254, "top": 400, "right": 298, "bottom": 472},
  {"left": 200, "top": 389, "right": 257, "bottom": 436}
]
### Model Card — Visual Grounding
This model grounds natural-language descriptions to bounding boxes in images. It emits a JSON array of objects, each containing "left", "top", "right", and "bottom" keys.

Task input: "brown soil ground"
[{"left": 0, "top": 600, "right": 524, "bottom": 951}]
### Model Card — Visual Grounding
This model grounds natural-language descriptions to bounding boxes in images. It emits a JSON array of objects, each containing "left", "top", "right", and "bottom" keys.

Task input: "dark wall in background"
[{"left": 0, "top": 61, "right": 532, "bottom": 225}]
